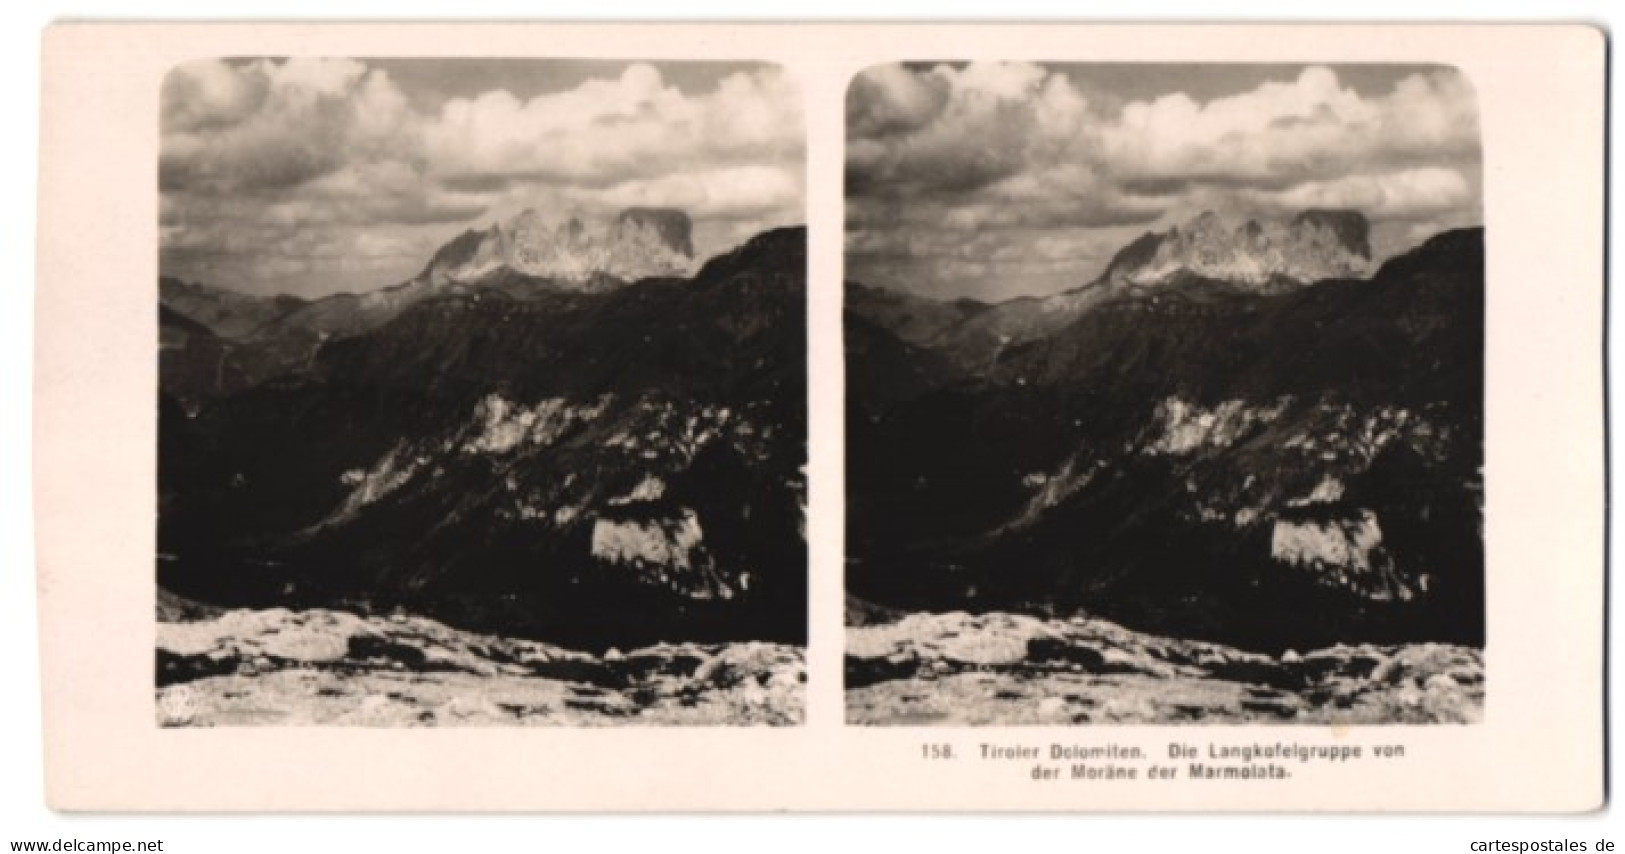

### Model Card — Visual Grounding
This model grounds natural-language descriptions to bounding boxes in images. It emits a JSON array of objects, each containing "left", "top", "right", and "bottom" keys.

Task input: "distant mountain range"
[
  {"left": 850, "top": 209, "right": 1378, "bottom": 373},
  {"left": 846, "top": 209, "right": 1484, "bottom": 653},
  {"left": 159, "top": 210, "right": 807, "bottom": 649}
]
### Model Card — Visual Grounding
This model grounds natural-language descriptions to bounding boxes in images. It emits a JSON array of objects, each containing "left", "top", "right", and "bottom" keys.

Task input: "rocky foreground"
[
  {"left": 846, "top": 611, "right": 1482, "bottom": 725},
  {"left": 157, "top": 606, "right": 803, "bottom": 726}
]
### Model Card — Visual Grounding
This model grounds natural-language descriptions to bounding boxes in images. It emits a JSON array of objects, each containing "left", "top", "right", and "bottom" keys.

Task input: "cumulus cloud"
[
  {"left": 1250, "top": 167, "right": 1474, "bottom": 220},
  {"left": 161, "top": 58, "right": 410, "bottom": 194},
  {"left": 846, "top": 62, "right": 1481, "bottom": 300},
  {"left": 1103, "top": 66, "right": 1479, "bottom": 191},
  {"left": 848, "top": 62, "right": 1094, "bottom": 199},
  {"left": 420, "top": 64, "right": 801, "bottom": 191},
  {"left": 160, "top": 59, "right": 804, "bottom": 296}
]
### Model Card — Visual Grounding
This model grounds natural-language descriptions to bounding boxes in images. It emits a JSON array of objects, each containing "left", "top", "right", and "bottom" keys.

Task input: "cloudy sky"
[
  {"left": 161, "top": 58, "right": 804, "bottom": 297},
  {"left": 846, "top": 63, "right": 1482, "bottom": 301}
]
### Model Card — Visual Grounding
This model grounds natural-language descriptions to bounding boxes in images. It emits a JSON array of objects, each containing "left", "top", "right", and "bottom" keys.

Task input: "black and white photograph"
[
  {"left": 155, "top": 57, "right": 808, "bottom": 726},
  {"left": 844, "top": 62, "right": 1486, "bottom": 725}
]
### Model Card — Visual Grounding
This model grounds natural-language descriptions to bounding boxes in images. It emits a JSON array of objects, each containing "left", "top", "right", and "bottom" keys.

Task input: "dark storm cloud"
[{"left": 846, "top": 63, "right": 951, "bottom": 140}]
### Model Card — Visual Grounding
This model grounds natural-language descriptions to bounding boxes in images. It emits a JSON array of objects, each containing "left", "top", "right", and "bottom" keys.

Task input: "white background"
[{"left": 2, "top": 1, "right": 1617, "bottom": 851}]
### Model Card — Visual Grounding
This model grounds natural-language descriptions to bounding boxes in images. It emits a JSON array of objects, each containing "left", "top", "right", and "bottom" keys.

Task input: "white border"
[{"left": 19, "top": 15, "right": 1605, "bottom": 831}]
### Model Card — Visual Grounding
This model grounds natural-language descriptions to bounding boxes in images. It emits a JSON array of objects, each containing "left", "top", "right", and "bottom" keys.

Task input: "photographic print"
[
  {"left": 36, "top": 24, "right": 1603, "bottom": 811},
  {"left": 844, "top": 62, "right": 1486, "bottom": 725},
  {"left": 155, "top": 57, "right": 808, "bottom": 726}
]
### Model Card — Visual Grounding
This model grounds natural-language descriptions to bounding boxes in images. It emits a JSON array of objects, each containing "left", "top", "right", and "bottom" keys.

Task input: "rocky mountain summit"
[
  {"left": 426, "top": 207, "right": 696, "bottom": 288},
  {"left": 1102, "top": 209, "right": 1371, "bottom": 291}
]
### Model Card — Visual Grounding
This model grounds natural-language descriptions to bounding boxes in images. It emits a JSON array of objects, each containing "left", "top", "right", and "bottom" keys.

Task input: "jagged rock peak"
[
  {"left": 617, "top": 207, "right": 695, "bottom": 258},
  {"left": 428, "top": 206, "right": 697, "bottom": 287},
  {"left": 1104, "top": 209, "right": 1372, "bottom": 289}
]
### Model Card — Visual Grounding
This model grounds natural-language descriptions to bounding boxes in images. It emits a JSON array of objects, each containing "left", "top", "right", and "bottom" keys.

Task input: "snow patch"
[
  {"left": 1002, "top": 455, "right": 1099, "bottom": 532},
  {"left": 1147, "top": 397, "right": 1287, "bottom": 456},
  {"left": 331, "top": 443, "right": 421, "bottom": 521}
]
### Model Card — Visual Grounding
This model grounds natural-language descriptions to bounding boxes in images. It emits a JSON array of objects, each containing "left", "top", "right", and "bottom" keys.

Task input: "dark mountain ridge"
[
  {"left": 159, "top": 224, "right": 808, "bottom": 650},
  {"left": 847, "top": 226, "right": 1484, "bottom": 653}
]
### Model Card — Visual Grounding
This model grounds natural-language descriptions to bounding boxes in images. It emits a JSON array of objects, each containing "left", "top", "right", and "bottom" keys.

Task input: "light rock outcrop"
[
  {"left": 591, "top": 510, "right": 706, "bottom": 572},
  {"left": 462, "top": 394, "right": 612, "bottom": 455},
  {"left": 1146, "top": 396, "right": 1289, "bottom": 456}
]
